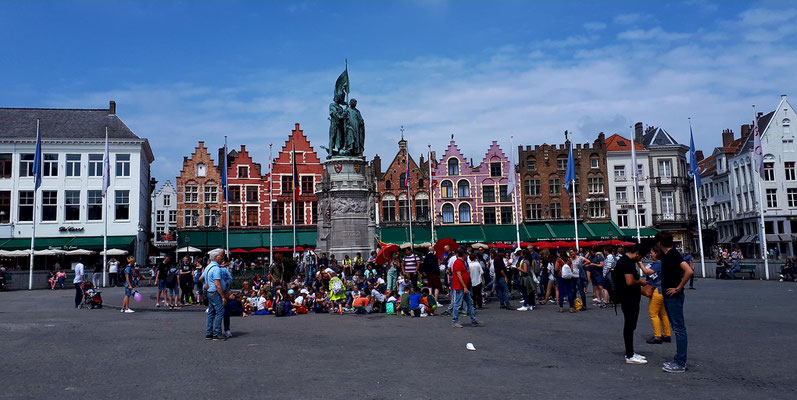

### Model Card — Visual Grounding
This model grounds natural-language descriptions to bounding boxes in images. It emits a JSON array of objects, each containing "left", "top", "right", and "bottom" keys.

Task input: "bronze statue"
[{"left": 323, "top": 64, "right": 365, "bottom": 158}]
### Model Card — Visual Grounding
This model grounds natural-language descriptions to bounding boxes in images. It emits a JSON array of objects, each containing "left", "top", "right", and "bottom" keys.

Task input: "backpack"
[
  {"left": 273, "top": 301, "right": 286, "bottom": 317},
  {"left": 166, "top": 268, "right": 178, "bottom": 286},
  {"left": 331, "top": 278, "right": 344, "bottom": 295},
  {"left": 605, "top": 264, "right": 623, "bottom": 306}
]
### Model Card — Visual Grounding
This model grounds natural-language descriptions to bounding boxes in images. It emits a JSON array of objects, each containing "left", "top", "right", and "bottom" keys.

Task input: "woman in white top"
[
  {"left": 108, "top": 258, "right": 119, "bottom": 287},
  {"left": 467, "top": 253, "right": 484, "bottom": 309}
]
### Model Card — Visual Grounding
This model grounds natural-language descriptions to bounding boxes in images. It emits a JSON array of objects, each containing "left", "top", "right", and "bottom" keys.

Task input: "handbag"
[{"left": 641, "top": 284, "right": 655, "bottom": 298}]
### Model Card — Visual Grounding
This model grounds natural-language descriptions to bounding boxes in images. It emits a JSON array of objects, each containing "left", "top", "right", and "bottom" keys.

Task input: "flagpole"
[
  {"left": 629, "top": 126, "right": 642, "bottom": 243},
  {"left": 406, "top": 134, "right": 414, "bottom": 249},
  {"left": 428, "top": 144, "right": 435, "bottom": 245},
  {"left": 29, "top": 119, "right": 41, "bottom": 290},
  {"left": 102, "top": 127, "right": 109, "bottom": 287},
  {"left": 268, "top": 144, "right": 273, "bottom": 271},
  {"left": 224, "top": 136, "right": 229, "bottom": 256},
  {"left": 689, "top": 119, "right": 706, "bottom": 278},
  {"left": 511, "top": 136, "right": 521, "bottom": 250},
  {"left": 292, "top": 142, "right": 297, "bottom": 258},
  {"left": 569, "top": 140, "right": 579, "bottom": 251},
  {"left": 753, "top": 106, "right": 770, "bottom": 279}
]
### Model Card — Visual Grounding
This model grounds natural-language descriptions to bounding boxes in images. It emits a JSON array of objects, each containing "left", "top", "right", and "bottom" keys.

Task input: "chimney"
[
  {"left": 634, "top": 122, "right": 643, "bottom": 143},
  {"left": 294, "top": 123, "right": 301, "bottom": 132},
  {"left": 782, "top": 94, "right": 787, "bottom": 100},
  {"left": 109, "top": 100, "right": 116, "bottom": 115},
  {"left": 372, "top": 155, "right": 382, "bottom": 175},
  {"left": 695, "top": 150, "right": 704, "bottom": 162},
  {"left": 721, "top": 129, "right": 734, "bottom": 147}
]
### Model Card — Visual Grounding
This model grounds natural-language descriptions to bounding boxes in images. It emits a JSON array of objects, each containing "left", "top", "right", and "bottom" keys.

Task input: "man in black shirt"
[
  {"left": 615, "top": 245, "right": 649, "bottom": 365},
  {"left": 154, "top": 256, "right": 171, "bottom": 308},
  {"left": 179, "top": 256, "right": 195, "bottom": 305},
  {"left": 655, "top": 232, "right": 693, "bottom": 373},
  {"left": 422, "top": 249, "right": 442, "bottom": 301}
]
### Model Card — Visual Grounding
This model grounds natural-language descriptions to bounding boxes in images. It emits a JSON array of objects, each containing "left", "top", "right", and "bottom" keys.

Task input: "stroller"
[{"left": 81, "top": 282, "right": 103, "bottom": 309}]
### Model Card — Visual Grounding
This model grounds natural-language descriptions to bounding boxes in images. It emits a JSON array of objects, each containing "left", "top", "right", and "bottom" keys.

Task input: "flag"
[
  {"left": 630, "top": 135, "right": 638, "bottom": 180},
  {"left": 292, "top": 141, "right": 300, "bottom": 198},
  {"left": 221, "top": 137, "right": 228, "bottom": 200},
  {"left": 102, "top": 128, "right": 110, "bottom": 196},
  {"left": 404, "top": 153, "right": 411, "bottom": 191},
  {"left": 33, "top": 120, "right": 42, "bottom": 190},
  {"left": 507, "top": 144, "right": 517, "bottom": 195},
  {"left": 335, "top": 62, "right": 349, "bottom": 102},
  {"left": 689, "top": 124, "right": 701, "bottom": 188},
  {"left": 753, "top": 113, "right": 764, "bottom": 179},
  {"left": 564, "top": 142, "right": 576, "bottom": 193}
]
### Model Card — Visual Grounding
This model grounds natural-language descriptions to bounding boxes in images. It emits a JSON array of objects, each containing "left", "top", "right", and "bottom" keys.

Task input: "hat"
[
  {"left": 300, "top": 288, "right": 309, "bottom": 295},
  {"left": 287, "top": 289, "right": 295, "bottom": 295}
]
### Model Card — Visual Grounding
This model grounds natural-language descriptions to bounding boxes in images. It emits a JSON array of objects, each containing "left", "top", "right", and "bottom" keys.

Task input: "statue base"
[{"left": 315, "top": 156, "right": 377, "bottom": 258}]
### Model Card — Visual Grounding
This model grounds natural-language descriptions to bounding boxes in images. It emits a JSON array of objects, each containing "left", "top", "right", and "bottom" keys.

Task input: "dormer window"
[
  {"left": 197, "top": 163, "right": 206, "bottom": 177},
  {"left": 238, "top": 166, "right": 249, "bottom": 178}
]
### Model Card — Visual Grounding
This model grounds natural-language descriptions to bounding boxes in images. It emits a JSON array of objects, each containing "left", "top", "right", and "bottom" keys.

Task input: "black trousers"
[
  {"left": 180, "top": 279, "right": 195, "bottom": 304},
  {"left": 74, "top": 283, "right": 83, "bottom": 307},
  {"left": 471, "top": 283, "right": 483, "bottom": 308},
  {"left": 621, "top": 298, "right": 640, "bottom": 358}
]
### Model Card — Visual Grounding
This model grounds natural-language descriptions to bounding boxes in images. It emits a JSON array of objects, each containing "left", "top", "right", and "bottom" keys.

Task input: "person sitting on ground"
[
  {"left": 420, "top": 288, "right": 437, "bottom": 315},
  {"left": 398, "top": 289, "right": 411, "bottom": 316},
  {"left": 352, "top": 290, "right": 370, "bottom": 314},
  {"left": 408, "top": 286, "right": 426, "bottom": 317},
  {"left": 369, "top": 284, "right": 386, "bottom": 312}
]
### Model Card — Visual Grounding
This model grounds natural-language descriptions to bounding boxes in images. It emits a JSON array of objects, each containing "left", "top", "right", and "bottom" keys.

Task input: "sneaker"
[
  {"left": 420, "top": 312, "right": 428, "bottom": 317},
  {"left": 225, "top": 330, "right": 232, "bottom": 338},
  {"left": 592, "top": 298, "right": 599, "bottom": 303},
  {"left": 155, "top": 303, "right": 160, "bottom": 308},
  {"left": 120, "top": 309, "right": 125, "bottom": 313},
  {"left": 459, "top": 313, "right": 468, "bottom": 317},
  {"left": 212, "top": 335, "right": 226, "bottom": 341},
  {"left": 625, "top": 354, "right": 648, "bottom": 364},
  {"left": 124, "top": 309, "right": 135, "bottom": 313},
  {"left": 452, "top": 322, "right": 463, "bottom": 328},
  {"left": 569, "top": 308, "right": 576, "bottom": 313},
  {"left": 471, "top": 321, "right": 483, "bottom": 327},
  {"left": 558, "top": 307, "right": 564, "bottom": 313},
  {"left": 205, "top": 335, "right": 213, "bottom": 340},
  {"left": 662, "top": 336, "right": 672, "bottom": 343},
  {"left": 516, "top": 306, "right": 529, "bottom": 311},
  {"left": 441, "top": 311, "right": 451, "bottom": 316},
  {"left": 205, "top": 308, "right": 209, "bottom": 314},
  {"left": 646, "top": 337, "right": 663, "bottom": 344},
  {"left": 633, "top": 353, "right": 647, "bottom": 360},
  {"left": 662, "top": 363, "right": 686, "bottom": 373},
  {"left": 548, "top": 299, "right": 555, "bottom": 304}
]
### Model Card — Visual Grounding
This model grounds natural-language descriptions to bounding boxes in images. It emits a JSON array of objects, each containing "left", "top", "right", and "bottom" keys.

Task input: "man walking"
[
  {"left": 451, "top": 249, "right": 482, "bottom": 328},
  {"left": 154, "top": 256, "right": 171, "bottom": 307},
  {"left": 656, "top": 232, "right": 693, "bottom": 373},
  {"left": 73, "top": 259, "right": 85, "bottom": 308},
  {"left": 121, "top": 258, "right": 135, "bottom": 313},
  {"left": 202, "top": 249, "right": 226, "bottom": 340},
  {"left": 615, "top": 245, "right": 648, "bottom": 365},
  {"left": 422, "top": 249, "right": 441, "bottom": 302}
]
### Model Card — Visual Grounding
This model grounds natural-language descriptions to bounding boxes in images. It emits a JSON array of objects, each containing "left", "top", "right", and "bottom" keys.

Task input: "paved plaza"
[{"left": 0, "top": 279, "right": 795, "bottom": 399}]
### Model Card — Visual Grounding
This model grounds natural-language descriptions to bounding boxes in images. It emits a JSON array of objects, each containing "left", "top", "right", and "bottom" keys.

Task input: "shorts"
[
  {"left": 590, "top": 273, "right": 604, "bottom": 287},
  {"left": 427, "top": 274, "right": 442, "bottom": 290},
  {"left": 124, "top": 284, "right": 133, "bottom": 296},
  {"left": 157, "top": 280, "right": 167, "bottom": 290},
  {"left": 168, "top": 287, "right": 179, "bottom": 296}
]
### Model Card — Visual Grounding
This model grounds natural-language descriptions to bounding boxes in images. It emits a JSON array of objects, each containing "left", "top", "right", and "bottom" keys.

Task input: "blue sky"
[{"left": 2, "top": 1, "right": 796, "bottom": 184}]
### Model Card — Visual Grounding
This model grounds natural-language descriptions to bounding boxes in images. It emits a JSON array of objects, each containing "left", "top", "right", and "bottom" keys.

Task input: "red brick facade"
[
  {"left": 269, "top": 123, "right": 324, "bottom": 226},
  {"left": 226, "top": 145, "right": 267, "bottom": 227},
  {"left": 176, "top": 141, "right": 225, "bottom": 229},
  {"left": 374, "top": 138, "right": 431, "bottom": 224}
]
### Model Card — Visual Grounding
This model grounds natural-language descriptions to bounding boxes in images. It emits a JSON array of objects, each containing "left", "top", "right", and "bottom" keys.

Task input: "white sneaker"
[
  {"left": 420, "top": 312, "right": 428, "bottom": 317},
  {"left": 633, "top": 353, "right": 647, "bottom": 360},
  {"left": 205, "top": 308, "right": 209, "bottom": 314},
  {"left": 120, "top": 309, "right": 125, "bottom": 313},
  {"left": 592, "top": 298, "right": 599, "bottom": 303},
  {"left": 516, "top": 306, "right": 529, "bottom": 311},
  {"left": 625, "top": 354, "right": 648, "bottom": 364},
  {"left": 124, "top": 309, "right": 135, "bottom": 313}
]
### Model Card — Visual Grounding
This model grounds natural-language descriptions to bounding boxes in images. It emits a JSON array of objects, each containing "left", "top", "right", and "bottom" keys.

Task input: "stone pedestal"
[{"left": 315, "top": 157, "right": 377, "bottom": 258}]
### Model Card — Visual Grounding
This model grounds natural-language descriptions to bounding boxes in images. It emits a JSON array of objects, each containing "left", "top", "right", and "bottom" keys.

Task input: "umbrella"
[
  {"left": 294, "top": 246, "right": 304, "bottom": 252},
  {"left": 415, "top": 242, "right": 431, "bottom": 248},
  {"left": 471, "top": 242, "right": 489, "bottom": 249},
  {"left": 230, "top": 248, "right": 250, "bottom": 254},
  {"left": 176, "top": 246, "right": 201, "bottom": 253},
  {"left": 249, "top": 247, "right": 270, "bottom": 253},
  {"left": 551, "top": 241, "right": 575, "bottom": 248},
  {"left": 433, "top": 238, "right": 458, "bottom": 260},
  {"left": 520, "top": 242, "right": 533, "bottom": 248},
  {"left": 578, "top": 241, "right": 597, "bottom": 248},
  {"left": 399, "top": 242, "right": 414, "bottom": 250},
  {"left": 35, "top": 249, "right": 66, "bottom": 256},
  {"left": 493, "top": 243, "right": 514, "bottom": 249},
  {"left": 65, "top": 249, "right": 95, "bottom": 255},
  {"left": 618, "top": 241, "right": 637, "bottom": 247},
  {"left": 375, "top": 243, "right": 400, "bottom": 265},
  {"left": 0, "top": 249, "right": 29, "bottom": 257},
  {"left": 101, "top": 249, "right": 128, "bottom": 256}
]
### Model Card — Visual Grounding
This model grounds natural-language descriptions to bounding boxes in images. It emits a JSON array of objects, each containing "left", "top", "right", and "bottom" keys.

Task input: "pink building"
[{"left": 432, "top": 140, "right": 517, "bottom": 225}]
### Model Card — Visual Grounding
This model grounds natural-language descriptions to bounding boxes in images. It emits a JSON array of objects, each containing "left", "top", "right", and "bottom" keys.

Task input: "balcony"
[
  {"left": 616, "top": 197, "right": 628, "bottom": 205},
  {"left": 653, "top": 213, "right": 696, "bottom": 225},
  {"left": 614, "top": 175, "right": 627, "bottom": 182},
  {"left": 653, "top": 177, "right": 688, "bottom": 186}
]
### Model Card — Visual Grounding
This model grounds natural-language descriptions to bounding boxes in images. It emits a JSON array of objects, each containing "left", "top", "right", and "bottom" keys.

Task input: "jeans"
[
  {"left": 575, "top": 277, "right": 588, "bottom": 309},
  {"left": 451, "top": 289, "right": 477, "bottom": 324},
  {"left": 304, "top": 265, "right": 315, "bottom": 286},
  {"left": 621, "top": 298, "right": 640, "bottom": 358},
  {"left": 557, "top": 278, "right": 574, "bottom": 308},
  {"left": 74, "top": 283, "right": 83, "bottom": 307},
  {"left": 206, "top": 291, "right": 224, "bottom": 337},
  {"left": 495, "top": 277, "right": 510, "bottom": 307},
  {"left": 663, "top": 294, "right": 688, "bottom": 367},
  {"left": 729, "top": 267, "right": 741, "bottom": 280}
]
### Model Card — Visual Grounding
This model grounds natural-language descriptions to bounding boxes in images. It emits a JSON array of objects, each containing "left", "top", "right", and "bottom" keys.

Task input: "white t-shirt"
[
  {"left": 371, "top": 288, "right": 386, "bottom": 302},
  {"left": 294, "top": 295, "right": 304, "bottom": 305},
  {"left": 468, "top": 260, "right": 483, "bottom": 286},
  {"left": 376, "top": 277, "right": 385, "bottom": 286},
  {"left": 73, "top": 263, "right": 85, "bottom": 283},
  {"left": 398, "top": 276, "right": 409, "bottom": 294},
  {"left": 108, "top": 261, "right": 119, "bottom": 274},
  {"left": 256, "top": 296, "right": 267, "bottom": 311}
]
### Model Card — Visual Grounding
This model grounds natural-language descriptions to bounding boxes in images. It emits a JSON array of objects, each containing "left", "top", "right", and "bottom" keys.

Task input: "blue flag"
[
  {"left": 564, "top": 142, "right": 576, "bottom": 193},
  {"left": 33, "top": 119, "right": 42, "bottom": 190},
  {"left": 221, "top": 137, "right": 228, "bottom": 200},
  {"left": 689, "top": 125, "right": 701, "bottom": 188}
]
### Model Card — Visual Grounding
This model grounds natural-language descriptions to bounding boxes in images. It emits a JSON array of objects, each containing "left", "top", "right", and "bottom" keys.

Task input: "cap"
[
  {"left": 287, "top": 289, "right": 295, "bottom": 295},
  {"left": 300, "top": 288, "right": 309, "bottom": 295}
]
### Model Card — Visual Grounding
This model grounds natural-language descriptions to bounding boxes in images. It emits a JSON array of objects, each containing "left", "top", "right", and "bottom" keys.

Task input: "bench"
[{"left": 738, "top": 264, "right": 756, "bottom": 279}]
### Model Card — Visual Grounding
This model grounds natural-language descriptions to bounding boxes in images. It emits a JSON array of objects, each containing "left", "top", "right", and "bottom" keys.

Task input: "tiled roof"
[
  {"left": 605, "top": 133, "right": 645, "bottom": 152},
  {"left": 0, "top": 107, "right": 139, "bottom": 140}
]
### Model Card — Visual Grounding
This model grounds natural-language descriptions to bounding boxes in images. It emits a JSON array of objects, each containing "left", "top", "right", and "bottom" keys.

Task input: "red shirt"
[{"left": 451, "top": 258, "right": 470, "bottom": 291}]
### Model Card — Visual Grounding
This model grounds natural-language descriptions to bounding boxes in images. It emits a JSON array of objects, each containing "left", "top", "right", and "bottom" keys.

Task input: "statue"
[
  {"left": 323, "top": 63, "right": 365, "bottom": 158},
  {"left": 344, "top": 98, "right": 364, "bottom": 156}
]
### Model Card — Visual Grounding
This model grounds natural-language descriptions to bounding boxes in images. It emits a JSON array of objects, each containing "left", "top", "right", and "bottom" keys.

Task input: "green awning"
[
  {"left": 0, "top": 237, "right": 73, "bottom": 250},
  {"left": 482, "top": 225, "right": 519, "bottom": 242},
  {"left": 0, "top": 236, "right": 134, "bottom": 251},
  {"left": 69, "top": 236, "right": 135, "bottom": 250},
  {"left": 524, "top": 223, "right": 553, "bottom": 241},
  {"left": 583, "top": 222, "right": 624, "bottom": 240},
  {"left": 377, "top": 226, "right": 432, "bottom": 244},
  {"left": 436, "top": 225, "right": 485, "bottom": 243},
  {"left": 621, "top": 228, "right": 658, "bottom": 239},
  {"left": 228, "top": 231, "right": 264, "bottom": 249},
  {"left": 178, "top": 229, "right": 317, "bottom": 250},
  {"left": 546, "top": 222, "right": 591, "bottom": 241}
]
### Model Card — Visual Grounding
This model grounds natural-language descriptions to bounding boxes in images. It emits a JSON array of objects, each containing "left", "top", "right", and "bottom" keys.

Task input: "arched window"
[
  {"left": 442, "top": 203, "right": 454, "bottom": 223},
  {"left": 196, "top": 163, "right": 206, "bottom": 177},
  {"left": 457, "top": 180, "right": 470, "bottom": 197},
  {"left": 399, "top": 173, "right": 407, "bottom": 189},
  {"left": 385, "top": 179, "right": 392, "bottom": 190},
  {"left": 441, "top": 180, "right": 453, "bottom": 198},
  {"left": 458, "top": 203, "right": 471, "bottom": 223},
  {"left": 448, "top": 158, "right": 460, "bottom": 175}
]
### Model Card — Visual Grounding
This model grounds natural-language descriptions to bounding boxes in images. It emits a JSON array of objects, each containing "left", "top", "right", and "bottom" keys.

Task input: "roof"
[
  {"left": 738, "top": 110, "right": 776, "bottom": 155},
  {"left": 698, "top": 154, "right": 717, "bottom": 177},
  {"left": 0, "top": 107, "right": 140, "bottom": 140},
  {"left": 605, "top": 133, "right": 645, "bottom": 152},
  {"left": 641, "top": 126, "right": 679, "bottom": 147}
]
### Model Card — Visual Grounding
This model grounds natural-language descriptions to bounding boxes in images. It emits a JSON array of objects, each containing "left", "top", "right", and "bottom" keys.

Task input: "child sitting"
[
  {"left": 254, "top": 290, "right": 271, "bottom": 315},
  {"left": 420, "top": 288, "right": 437, "bottom": 316},
  {"left": 408, "top": 286, "right": 426, "bottom": 317},
  {"left": 398, "top": 290, "right": 411, "bottom": 316}
]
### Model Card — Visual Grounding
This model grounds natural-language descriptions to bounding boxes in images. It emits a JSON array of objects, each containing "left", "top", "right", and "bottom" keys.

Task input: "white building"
[
  {"left": 0, "top": 101, "right": 154, "bottom": 263},
  {"left": 151, "top": 180, "right": 177, "bottom": 253},
  {"left": 728, "top": 95, "right": 796, "bottom": 257},
  {"left": 698, "top": 129, "right": 741, "bottom": 247},
  {"left": 605, "top": 133, "right": 653, "bottom": 235}
]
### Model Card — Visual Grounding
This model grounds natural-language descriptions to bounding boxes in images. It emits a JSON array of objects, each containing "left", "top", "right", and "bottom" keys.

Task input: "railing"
[
  {"left": 614, "top": 175, "right": 627, "bottom": 182},
  {"left": 653, "top": 213, "right": 695, "bottom": 224},
  {"left": 653, "top": 177, "right": 688, "bottom": 186}
]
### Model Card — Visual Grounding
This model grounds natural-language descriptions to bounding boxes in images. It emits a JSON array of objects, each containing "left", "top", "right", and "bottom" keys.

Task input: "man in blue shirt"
[{"left": 202, "top": 249, "right": 227, "bottom": 340}]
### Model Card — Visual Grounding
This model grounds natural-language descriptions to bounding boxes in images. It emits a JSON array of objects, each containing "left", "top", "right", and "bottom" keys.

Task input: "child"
[
  {"left": 397, "top": 274, "right": 410, "bottom": 296},
  {"left": 408, "top": 286, "right": 426, "bottom": 317},
  {"left": 420, "top": 288, "right": 437, "bottom": 316},
  {"left": 328, "top": 272, "right": 346, "bottom": 314},
  {"left": 398, "top": 290, "right": 411, "bottom": 316}
]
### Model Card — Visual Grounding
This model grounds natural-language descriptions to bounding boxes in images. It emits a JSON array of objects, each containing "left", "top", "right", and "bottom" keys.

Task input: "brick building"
[
  {"left": 270, "top": 123, "right": 323, "bottom": 227},
  {"left": 176, "top": 141, "right": 226, "bottom": 230},
  {"left": 373, "top": 137, "right": 431, "bottom": 225},
  {"left": 226, "top": 145, "right": 266, "bottom": 228},
  {"left": 518, "top": 133, "right": 609, "bottom": 222}
]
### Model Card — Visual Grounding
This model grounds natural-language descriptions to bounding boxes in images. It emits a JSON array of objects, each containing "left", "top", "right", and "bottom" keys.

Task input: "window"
[
  {"left": 526, "top": 158, "right": 536, "bottom": 170},
  {"left": 238, "top": 166, "right": 248, "bottom": 178},
  {"left": 448, "top": 159, "right": 459, "bottom": 175},
  {"left": 0, "top": 191, "right": 9, "bottom": 223},
  {"left": 442, "top": 203, "right": 455, "bottom": 223},
  {"left": 293, "top": 202, "right": 304, "bottom": 225},
  {"left": 184, "top": 210, "right": 199, "bottom": 227},
  {"left": 638, "top": 212, "right": 646, "bottom": 227},
  {"left": 204, "top": 186, "right": 218, "bottom": 203},
  {"left": 483, "top": 206, "right": 496, "bottom": 224},
  {"left": 441, "top": 181, "right": 453, "bottom": 198},
  {"left": 382, "top": 199, "right": 396, "bottom": 222},
  {"left": 247, "top": 206, "right": 259, "bottom": 226},
  {"left": 399, "top": 199, "right": 410, "bottom": 221},
  {"left": 273, "top": 202, "right": 285, "bottom": 224},
  {"left": 661, "top": 191, "right": 675, "bottom": 216},
  {"left": 658, "top": 160, "right": 672, "bottom": 178},
  {"left": 228, "top": 186, "right": 241, "bottom": 203},
  {"left": 766, "top": 188, "right": 778, "bottom": 208},
  {"left": 617, "top": 210, "right": 628, "bottom": 227},
  {"left": 588, "top": 177, "right": 604, "bottom": 194},
  {"left": 786, "top": 162, "right": 795, "bottom": 181},
  {"left": 156, "top": 210, "right": 165, "bottom": 223},
  {"left": 88, "top": 154, "right": 103, "bottom": 176},
  {"left": 490, "top": 162, "right": 502, "bottom": 177},
  {"left": 572, "top": 178, "right": 580, "bottom": 194},
  {"left": 616, "top": 187, "right": 627, "bottom": 202},
  {"left": 557, "top": 157, "right": 567, "bottom": 170},
  {"left": 40, "top": 191, "right": 57, "bottom": 221},
  {"left": 418, "top": 178, "right": 425, "bottom": 188},
  {"left": 483, "top": 185, "right": 496, "bottom": 202},
  {"left": 590, "top": 157, "right": 599, "bottom": 169},
  {"left": 88, "top": 190, "right": 102, "bottom": 220},
  {"left": 788, "top": 188, "right": 797, "bottom": 208},
  {"left": 204, "top": 209, "right": 220, "bottom": 227},
  {"left": 0, "top": 154, "right": 11, "bottom": 178},
  {"left": 184, "top": 186, "right": 199, "bottom": 203},
  {"left": 115, "top": 154, "right": 130, "bottom": 177},
  {"left": 415, "top": 199, "right": 429, "bottom": 220},
  {"left": 550, "top": 203, "right": 561, "bottom": 219},
  {"left": 281, "top": 175, "right": 294, "bottom": 193},
  {"left": 65, "top": 190, "right": 80, "bottom": 221},
  {"left": 19, "top": 154, "right": 34, "bottom": 177},
  {"left": 65, "top": 154, "right": 81, "bottom": 177},
  {"left": 785, "top": 138, "right": 795, "bottom": 152},
  {"left": 301, "top": 176, "right": 314, "bottom": 194},
  {"left": 18, "top": 191, "right": 34, "bottom": 222},
  {"left": 229, "top": 207, "right": 241, "bottom": 226},
  {"left": 764, "top": 162, "right": 775, "bottom": 181},
  {"left": 40, "top": 154, "right": 56, "bottom": 177},
  {"left": 549, "top": 178, "right": 560, "bottom": 195},
  {"left": 614, "top": 165, "right": 625, "bottom": 179},
  {"left": 311, "top": 201, "right": 318, "bottom": 223},
  {"left": 458, "top": 203, "right": 471, "bottom": 223},
  {"left": 246, "top": 186, "right": 258, "bottom": 203},
  {"left": 385, "top": 180, "right": 392, "bottom": 190},
  {"left": 115, "top": 190, "right": 129, "bottom": 220},
  {"left": 588, "top": 201, "right": 606, "bottom": 218},
  {"left": 169, "top": 210, "right": 177, "bottom": 223},
  {"left": 457, "top": 180, "right": 470, "bottom": 197},
  {"left": 525, "top": 179, "right": 541, "bottom": 196},
  {"left": 500, "top": 206, "right": 513, "bottom": 224},
  {"left": 163, "top": 194, "right": 171, "bottom": 206},
  {"left": 499, "top": 185, "right": 511, "bottom": 202},
  {"left": 400, "top": 173, "right": 407, "bottom": 190},
  {"left": 526, "top": 203, "right": 542, "bottom": 220}
]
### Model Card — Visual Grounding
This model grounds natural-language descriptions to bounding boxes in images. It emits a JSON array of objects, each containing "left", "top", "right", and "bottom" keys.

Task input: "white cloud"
[
  {"left": 618, "top": 27, "right": 690, "bottom": 41},
  {"left": 583, "top": 21, "right": 607, "bottom": 31},
  {"left": 613, "top": 13, "right": 650, "bottom": 25}
]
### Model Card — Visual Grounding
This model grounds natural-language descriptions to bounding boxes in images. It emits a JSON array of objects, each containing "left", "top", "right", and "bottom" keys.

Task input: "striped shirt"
[{"left": 403, "top": 254, "right": 421, "bottom": 273}]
